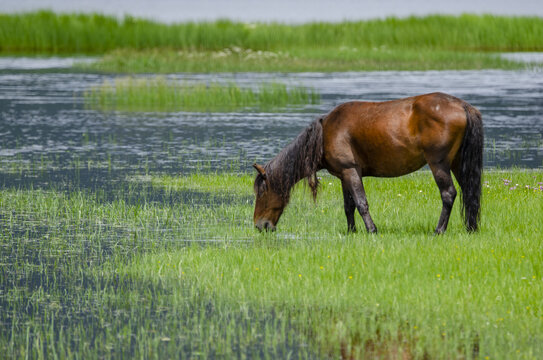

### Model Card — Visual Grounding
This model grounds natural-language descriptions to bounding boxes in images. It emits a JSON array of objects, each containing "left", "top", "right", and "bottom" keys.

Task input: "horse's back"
[{"left": 321, "top": 93, "right": 468, "bottom": 177}]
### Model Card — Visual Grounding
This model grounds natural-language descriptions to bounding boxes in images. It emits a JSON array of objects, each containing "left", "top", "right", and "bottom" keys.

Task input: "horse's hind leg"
[
  {"left": 428, "top": 162, "right": 457, "bottom": 234},
  {"left": 341, "top": 168, "right": 377, "bottom": 233},
  {"left": 341, "top": 185, "right": 357, "bottom": 232}
]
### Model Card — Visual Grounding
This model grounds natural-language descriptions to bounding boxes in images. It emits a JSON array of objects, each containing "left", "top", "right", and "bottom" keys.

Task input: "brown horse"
[{"left": 253, "top": 92, "right": 483, "bottom": 234}]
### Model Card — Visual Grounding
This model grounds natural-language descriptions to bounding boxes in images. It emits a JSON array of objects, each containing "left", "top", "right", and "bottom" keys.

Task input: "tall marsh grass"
[
  {"left": 84, "top": 77, "right": 320, "bottom": 111},
  {"left": 1, "top": 11, "right": 543, "bottom": 54}
]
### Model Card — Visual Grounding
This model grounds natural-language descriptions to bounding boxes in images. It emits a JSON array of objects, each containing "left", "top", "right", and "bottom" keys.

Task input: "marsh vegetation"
[
  {"left": 2, "top": 11, "right": 542, "bottom": 71},
  {"left": 1, "top": 169, "right": 542, "bottom": 358},
  {"left": 84, "top": 78, "right": 320, "bottom": 112}
]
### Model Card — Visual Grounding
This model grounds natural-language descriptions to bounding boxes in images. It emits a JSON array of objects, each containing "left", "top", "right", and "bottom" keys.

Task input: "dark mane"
[{"left": 262, "top": 117, "right": 324, "bottom": 202}]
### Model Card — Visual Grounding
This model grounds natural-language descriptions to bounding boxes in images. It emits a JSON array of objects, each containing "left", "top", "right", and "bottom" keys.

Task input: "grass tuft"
[{"left": 83, "top": 77, "right": 320, "bottom": 112}]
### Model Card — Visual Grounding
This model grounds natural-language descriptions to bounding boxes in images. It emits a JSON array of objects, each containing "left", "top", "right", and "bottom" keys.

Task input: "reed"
[
  {"left": 84, "top": 77, "right": 320, "bottom": 111},
  {"left": 2, "top": 11, "right": 543, "bottom": 54}
]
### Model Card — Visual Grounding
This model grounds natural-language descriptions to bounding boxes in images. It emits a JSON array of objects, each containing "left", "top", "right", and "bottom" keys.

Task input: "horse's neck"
[{"left": 268, "top": 143, "right": 309, "bottom": 192}]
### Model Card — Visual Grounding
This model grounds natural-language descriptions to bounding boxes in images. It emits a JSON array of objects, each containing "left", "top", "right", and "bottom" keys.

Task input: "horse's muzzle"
[{"left": 255, "top": 219, "right": 276, "bottom": 232}]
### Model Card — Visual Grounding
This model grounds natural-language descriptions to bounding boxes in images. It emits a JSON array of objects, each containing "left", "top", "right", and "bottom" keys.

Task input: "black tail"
[{"left": 456, "top": 103, "right": 483, "bottom": 232}]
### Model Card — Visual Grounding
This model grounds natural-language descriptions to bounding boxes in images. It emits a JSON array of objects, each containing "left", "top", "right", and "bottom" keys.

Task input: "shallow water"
[{"left": 1, "top": 65, "right": 542, "bottom": 191}]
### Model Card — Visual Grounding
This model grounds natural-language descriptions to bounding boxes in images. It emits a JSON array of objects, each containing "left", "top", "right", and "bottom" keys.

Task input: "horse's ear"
[{"left": 253, "top": 163, "right": 266, "bottom": 179}]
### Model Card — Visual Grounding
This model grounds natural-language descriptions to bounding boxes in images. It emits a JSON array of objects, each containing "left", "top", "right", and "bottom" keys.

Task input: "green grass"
[
  {"left": 2, "top": 11, "right": 543, "bottom": 53},
  {"left": 83, "top": 77, "right": 320, "bottom": 112},
  {"left": 1, "top": 11, "right": 542, "bottom": 71},
  {"left": 82, "top": 47, "right": 523, "bottom": 73},
  {"left": 1, "top": 169, "right": 542, "bottom": 358}
]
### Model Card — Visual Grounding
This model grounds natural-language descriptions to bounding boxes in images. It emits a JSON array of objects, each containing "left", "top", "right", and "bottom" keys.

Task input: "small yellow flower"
[
  {"left": 320, "top": 266, "right": 324, "bottom": 270},
  {"left": 298, "top": 274, "right": 302, "bottom": 278},
  {"left": 348, "top": 275, "right": 353, "bottom": 279},
  {"left": 436, "top": 274, "right": 441, "bottom": 278}
]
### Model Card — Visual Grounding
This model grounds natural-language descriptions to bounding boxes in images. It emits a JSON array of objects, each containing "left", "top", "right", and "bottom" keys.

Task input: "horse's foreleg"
[
  {"left": 341, "top": 184, "right": 356, "bottom": 232},
  {"left": 341, "top": 169, "right": 377, "bottom": 233},
  {"left": 429, "top": 163, "right": 457, "bottom": 234}
]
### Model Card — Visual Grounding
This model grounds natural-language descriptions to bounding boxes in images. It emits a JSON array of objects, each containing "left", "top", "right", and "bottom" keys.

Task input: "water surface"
[{"left": 1, "top": 66, "right": 542, "bottom": 191}]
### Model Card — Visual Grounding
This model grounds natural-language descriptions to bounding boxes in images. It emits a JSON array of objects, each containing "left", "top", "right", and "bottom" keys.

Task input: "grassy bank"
[
  {"left": 1, "top": 169, "right": 542, "bottom": 358},
  {"left": 84, "top": 78, "right": 319, "bottom": 112},
  {"left": 1, "top": 11, "right": 542, "bottom": 71},
  {"left": 83, "top": 48, "right": 523, "bottom": 73}
]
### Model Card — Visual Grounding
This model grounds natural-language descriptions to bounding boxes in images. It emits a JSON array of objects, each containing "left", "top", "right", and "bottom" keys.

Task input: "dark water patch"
[
  {"left": 0, "top": 167, "right": 252, "bottom": 205},
  {"left": 1, "top": 281, "right": 316, "bottom": 359}
]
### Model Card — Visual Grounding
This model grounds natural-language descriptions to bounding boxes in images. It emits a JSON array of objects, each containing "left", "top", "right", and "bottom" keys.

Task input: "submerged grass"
[
  {"left": 84, "top": 77, "right": 319, "bottom": 112},
  {"left": 1, "top": 11, "right": 542, "bottom": 71},
  {"left": 1, "top": 169, "right": 542, "bottom": 358}
]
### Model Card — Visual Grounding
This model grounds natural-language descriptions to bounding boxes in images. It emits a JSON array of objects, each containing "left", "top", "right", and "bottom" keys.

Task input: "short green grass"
[
  {"left": 84, "top": 77, "right": 319, "bottom": 112},
  {"left": 2, "top": 11, "right": 542, "bottom": 71},
  {"left": 1, "top": 169, "right": 542, "bottom": 358}
]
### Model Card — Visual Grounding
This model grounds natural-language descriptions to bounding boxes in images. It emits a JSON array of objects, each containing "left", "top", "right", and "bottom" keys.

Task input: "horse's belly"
[{"left": 358, "top": 145, "right": 426, "bottom": 177}]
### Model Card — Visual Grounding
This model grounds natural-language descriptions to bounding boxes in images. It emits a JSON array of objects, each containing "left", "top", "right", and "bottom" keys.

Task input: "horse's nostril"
[
  {"left": 264, "top": 221, "right": 276, "bottom": 232},
  {"left": 256, "top": 220, "right": 275, "bottom": 232}
]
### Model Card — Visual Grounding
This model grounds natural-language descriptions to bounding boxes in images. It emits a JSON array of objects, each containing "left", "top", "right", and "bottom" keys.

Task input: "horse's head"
[{"left": 252, "top": 163, "right": 287, "bottom": 232}]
